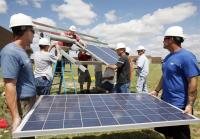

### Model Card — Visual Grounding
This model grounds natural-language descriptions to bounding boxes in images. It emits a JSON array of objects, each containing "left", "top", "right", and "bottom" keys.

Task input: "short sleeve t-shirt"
[
  {"left": 162, "top": 48, "right": 200, "bottom": 109},
  {"left": 33, "top": 51, "right": 57, "bottom": 80},
  {"left": 0, "top": 43, "right": 36, "bottom": 99},
  {"left": 136, "top": 54, "right": 149, "bottom": 77},
  {"left": 116, "top": 55, "right": 130, "bottom": 84}
]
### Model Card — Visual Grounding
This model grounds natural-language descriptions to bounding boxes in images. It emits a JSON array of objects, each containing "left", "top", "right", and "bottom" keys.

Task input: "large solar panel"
[
  {"left": 86, "top": 45, "right": 118, "bottom": 65},
  {"left": 13, "top": 93, "right": 200, "bottom": 138}
]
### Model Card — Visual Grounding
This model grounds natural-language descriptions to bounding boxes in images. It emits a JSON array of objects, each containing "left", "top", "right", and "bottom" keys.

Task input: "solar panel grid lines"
[
  {"left": 86, "top": 45, "right": 118, "bottom": 65},
  {"left": 13, "top": 93, "right": 200, "bottom": 138}
]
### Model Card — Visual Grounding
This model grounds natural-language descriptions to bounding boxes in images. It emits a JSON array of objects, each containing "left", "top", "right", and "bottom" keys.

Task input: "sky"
[{"left": 0, "top": 0, "right": 200, "bottom": 59}]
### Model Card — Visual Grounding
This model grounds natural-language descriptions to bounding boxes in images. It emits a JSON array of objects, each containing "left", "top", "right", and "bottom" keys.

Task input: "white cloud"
[
  {"left": 0, "top": 0, "right": 7, "bottom": 13},
  {"left": 87, "top": 2, "right": 197, "bottom": 57},
  {"left": 16, "top": 0, "right": 28, "bottom": 6},
  {"left": 16, "top": 0, "right": 43, "bottom": 8},
  {"left": 105, "top": 10, "right": 118, "bottom": 22},
  {"left": 32, "top": 0, "right": 43, "bottom": 8},
  {"left": 52, "top": 0, "right": 96, "bottom": 26},
  {"left": 34, "top": 17, "right": 56, "bottom": 26}
]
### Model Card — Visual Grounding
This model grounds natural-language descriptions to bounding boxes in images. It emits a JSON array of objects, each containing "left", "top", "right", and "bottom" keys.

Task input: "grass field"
[{"left": 0, "top": 64, "right": 199, "bottom": 139}]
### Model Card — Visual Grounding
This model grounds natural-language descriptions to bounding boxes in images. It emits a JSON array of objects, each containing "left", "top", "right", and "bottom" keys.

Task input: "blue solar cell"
[
  {"left": 65, "top": 112, "right": 81, "bottom": 120},
  {"left": 52, "top": 103, "right": 65, "bottom": 107},
  {"left": 93, "top": 101, "right": 106, "bottom": 107},
  {"left": 47, "top": 113, "right": 64, "bottom": 120},
  {"left": 64, "top": 119, "right": 82, "bottom": 128},
  {"left": 112, "top": 110, "right": 129, "bottom": 117},
  {"left": 131, "top": 115, "right": 151, "bottom": 123},
  {"left": 116, "top": 116, "right": 135, "bottom": 124},
  {"left": 80, "top": 107, "right": 95, "bottom": 112},
  {"left": 23, "top": 121, "right": 44, "bottom": 131},
  {"left": 140, "top": 109, "right": 157, "bottom": 115},
  {"left": 151, "top": 108, "right": 169, "bottom": 114},
  {"left": 127, "top": 109, "right": 143, "bottom": 116},
  {"left": 100, "top": 117, "right": 118, "bottom": 126},
  {"left": 174, "top": 113, "right": 194, "bottom": 120},
  {"left": 29, "top": 114, "right": 47, "bottom": 121},
  {"left": 94, "top": 106, "right": 109, "bottom": 112},
  {"left": 44, "top": 120, "right": 63, "bottom": 129},
  {"left": 34, "top": 108, "right": 49, "bottom": 113},
  {"left": 146, "top": 114, "right": 166, "bottom": 122},
  {"left": 160, "top": 114, "right": 181, "bottom": 121},
  {"left": 82, "top": 112, "right": 97, "bottom": 119},
  {"left": 86, "top": 45, "right": 118, "bottom": 64},
  {"left": 66, "top": 106, "right": 80, "bottom": 112},
  {"left": 97, "top": 111, "right": 113, "bottom": 118},
  {"left": 82, "top": 118, "right": 100, "bottom": 127},
  {"left": 50, "top": 107, "right": 65, "bottom": 113}
]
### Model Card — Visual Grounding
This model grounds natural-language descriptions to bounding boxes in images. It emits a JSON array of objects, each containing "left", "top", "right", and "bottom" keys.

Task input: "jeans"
[
  {"left": 136, "top": 76, "right": 148, "bottom": 93},
  {"left": 95, "top": 71, "right": 102, "bottom": 87},
  {"left": 35, "top": 77, "right": 51, "bottom": 95},
  {"left": 115, "top": 83, "right": 130, "bottom": 93}
]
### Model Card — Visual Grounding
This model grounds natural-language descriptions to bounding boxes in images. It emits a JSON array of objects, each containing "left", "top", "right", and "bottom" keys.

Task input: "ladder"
[{"left": 50, "top": 57, "right": 77, "bottom": 94}]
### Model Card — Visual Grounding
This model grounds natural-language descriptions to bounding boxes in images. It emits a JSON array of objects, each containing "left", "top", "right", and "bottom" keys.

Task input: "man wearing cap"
[
  {"left": 0, "top": 13, "right": 36, "bottom": 131},
  {"left": 33, "top": 38, "right": 61, "bottom": 95},
  {"left": 150, "top": 26, "right": 200, "bottom": 139},
  {"left": 55, "top": 25, "right": 84, "bottom": 75},
  {"left": 108, "top": 42, "right": 130, "bottom": 93},
  {"left": 135, "top": 45, "right": 149, "bottom": 93}
]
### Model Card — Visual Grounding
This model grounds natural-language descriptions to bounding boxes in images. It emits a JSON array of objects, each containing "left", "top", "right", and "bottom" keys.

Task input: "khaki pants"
[{"left": 17, "top": 96, "right": 36, "bottom": 118}]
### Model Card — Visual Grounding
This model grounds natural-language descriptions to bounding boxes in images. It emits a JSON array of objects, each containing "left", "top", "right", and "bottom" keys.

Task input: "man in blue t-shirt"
[
  {"left": 0, "top": 13, "right": 36, "bottom": 132},
  {"left": 150, "top": 26, "right": 200, "bottom": 139}
]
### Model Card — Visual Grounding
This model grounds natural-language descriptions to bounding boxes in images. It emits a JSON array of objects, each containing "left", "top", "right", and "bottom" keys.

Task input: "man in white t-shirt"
[
  {"left": 96, "top": 67, "right": 115, "bottom": 93},
  {"left": 33, "top": 38, "right": 61, "bottom": 95},
  {"left": 136, "top": 45, "right": 149, "bottom": 93}
]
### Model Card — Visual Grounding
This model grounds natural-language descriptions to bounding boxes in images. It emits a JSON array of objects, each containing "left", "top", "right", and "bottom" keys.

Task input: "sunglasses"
[
  {"left": 29, "top": 28, "right": 35, "bottom": 34},
  {"left": 164, "top": 37, "right": 171, "bottom": 41}
]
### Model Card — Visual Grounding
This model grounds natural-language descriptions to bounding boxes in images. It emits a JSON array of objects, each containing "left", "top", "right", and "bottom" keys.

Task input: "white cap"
[
  {"left": 9, "top": 13, "right": 33, "bottom": 28},
  {"left": 39, "top": 38, "right": 50, "bottom": 45},
  {"left": 115, "top": 42, "right": 126, "bottom": 50},
  {"left": 126, "top": 47, "right": 131, "bottom": 54},
  {"left": 136, "top": 45, "right": 145, "bottom": 51},
  {"left": 69, "top": 25, "right": 76, "bottom": 32},
  {"left": 164, "top": 26, "right": 184, "bottom": 38}
]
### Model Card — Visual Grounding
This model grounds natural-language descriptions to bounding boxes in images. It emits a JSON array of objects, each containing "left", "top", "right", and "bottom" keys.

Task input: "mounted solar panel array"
[
  {"left": 85, "top": 45, "right": 118, "bottom": 65},
  {"left": 13, "top": 93, "right": 200, "bottom": 138}
]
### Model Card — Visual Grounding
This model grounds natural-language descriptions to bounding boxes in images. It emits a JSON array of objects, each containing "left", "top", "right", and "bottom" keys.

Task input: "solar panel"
[
  {"left": 86, "top": 45, "right": 118, "bottom": 65},
  {"left": 13, "top": 93, "right": 200, "bottom": 138}
]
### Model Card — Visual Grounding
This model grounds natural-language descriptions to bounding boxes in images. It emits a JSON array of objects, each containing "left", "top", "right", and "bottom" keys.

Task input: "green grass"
[{"left": 0, "top": 64, "right": 199, "bottom": 139}]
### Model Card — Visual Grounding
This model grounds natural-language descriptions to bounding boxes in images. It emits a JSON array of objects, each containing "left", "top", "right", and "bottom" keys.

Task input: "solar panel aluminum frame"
[{"left": 13, "top": 94, "right": 200, "bottom": 138}]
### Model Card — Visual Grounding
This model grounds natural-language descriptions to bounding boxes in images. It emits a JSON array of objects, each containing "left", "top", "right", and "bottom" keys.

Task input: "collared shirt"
[
  {"left": 162, "top": 48, "right": 200, "bottom": 108},
  {"left": 0, "top": 43, "right": 36, "bottom": 99},
  {"left": 136, "top": 54, "right": 149, "bottom": 77}
]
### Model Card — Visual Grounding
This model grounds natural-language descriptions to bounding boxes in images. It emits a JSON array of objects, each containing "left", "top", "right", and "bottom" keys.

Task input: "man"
[
  {"left": 56, "top": 25, "right": 84, "bottom": 75},
  {"left": 34, "top": 38, "right": 61, "bottom": 95},
  {"left": 0, "top": 13, "right": 36, "bottom": 132},
  {"left": 150, "top": 26, "right": 200, "bottom": 139},
  {"left": 108, "top": 42, "right": 130, "bottom": 93},
  {"left": 96, "top": 67, "right": 115, "bottom": 93},
  {"left": 135, "top": 45, "right": 149, "bottom": 93},
  {"left": 78, "top": 49, "right": 92, "bottom": 93},
  {"left": 126, "top": 47, "right": 134, "bottom": 91}
]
